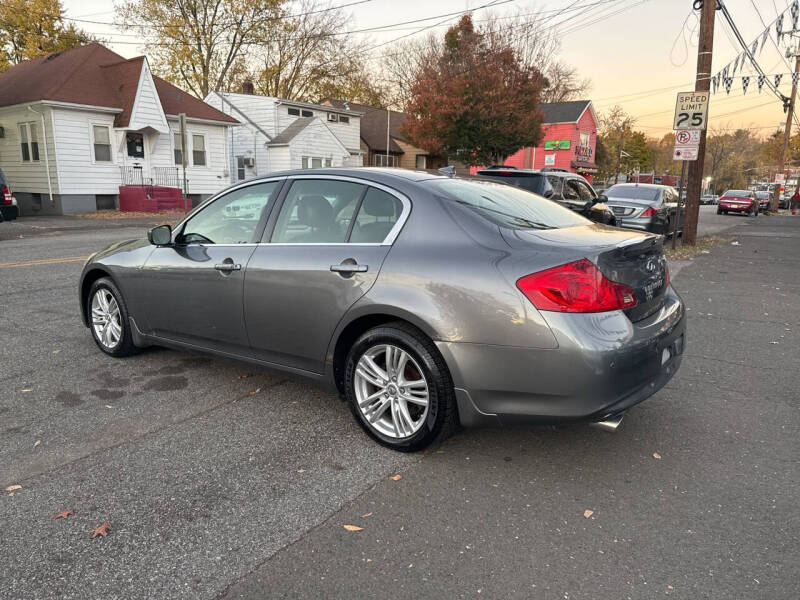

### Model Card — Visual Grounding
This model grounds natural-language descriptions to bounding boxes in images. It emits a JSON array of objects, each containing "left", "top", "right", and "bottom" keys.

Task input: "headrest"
[
  {"left": 296, "top": 195, "right": 333, "bottom": 228},
  {"left": 362, "top": 193, "right": 396, "bottom": 217}
]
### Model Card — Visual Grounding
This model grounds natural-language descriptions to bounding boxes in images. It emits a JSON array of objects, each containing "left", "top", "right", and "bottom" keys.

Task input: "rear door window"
[{"left": 350, "top": 188, "right": 403, "bottom": 243}]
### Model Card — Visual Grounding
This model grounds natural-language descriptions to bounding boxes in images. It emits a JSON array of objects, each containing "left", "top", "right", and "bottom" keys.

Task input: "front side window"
[
  {"left": 178, "top": 181, "right": 280, "bottom": 244},
  {"left": 428, "top": 179, "right": 588, "bottom": 230},
  {"left": 270, "top": 179, "right": 366, "bottom": 243},
  {"left": 192, "top": 134, "right": 206, "bottom": 166},
  {"left": 569, "top": 179, "right": 595, "bottom": 202},
  {"left": 93, "top": 125, "right": 112, "bottom": 162},
  {"left": 19, "top": 122, "right": 40, "bottom": 162},
  {"left": 173, "top": 132, "right": 183, "bottom": 165}
]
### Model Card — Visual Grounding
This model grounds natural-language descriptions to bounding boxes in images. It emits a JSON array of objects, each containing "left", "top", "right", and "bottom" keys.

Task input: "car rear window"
[
  {"left": 605, "top": 185, "right": 660, "bottom": 201},
  {"left": 428, "top": 179, "right": 589, "bottom": 230},
  {"left": 725, "top": 190, "right": 752, "bottom": 197}
]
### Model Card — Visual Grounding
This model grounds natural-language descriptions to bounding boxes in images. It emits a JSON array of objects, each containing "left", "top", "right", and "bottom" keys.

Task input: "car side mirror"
[
  {"left": 543, "top": 189, "right": 554, "bottom": 199},
  {"left": 597, "top": 193, "right": 608, "bottom": 203},
  {"left": 148, "top": 224, "right": 172, "bottom": 246}
]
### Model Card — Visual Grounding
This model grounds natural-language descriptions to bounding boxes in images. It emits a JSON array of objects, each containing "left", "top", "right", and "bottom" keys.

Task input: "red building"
[{"left": 474, "top": 100, "right": 599, "bottom": 182}]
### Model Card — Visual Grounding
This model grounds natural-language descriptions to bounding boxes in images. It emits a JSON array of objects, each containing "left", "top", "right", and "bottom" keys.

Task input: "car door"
[
  {"left": 139, "top": 180, "right": 283, "bottom": 354},
  {"left": 243, "top": 176, "right": 409, "bottom": 373}
]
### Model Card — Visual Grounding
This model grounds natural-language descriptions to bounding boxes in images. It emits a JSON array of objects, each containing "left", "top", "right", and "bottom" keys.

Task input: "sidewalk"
[
  {"left": 223, "top": 214, "right": 800, "bottom": 600},
  {"left": 0, "top": 212, "right": 183, "bottom": 241}
]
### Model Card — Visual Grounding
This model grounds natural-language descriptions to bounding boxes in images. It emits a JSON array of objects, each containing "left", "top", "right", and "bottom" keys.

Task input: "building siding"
[
  {"left": 0, "top": 103, "right": 59, "bottom": 196},
  {"left": 128, "top": 60, "right": 169, "bottom": 133}
]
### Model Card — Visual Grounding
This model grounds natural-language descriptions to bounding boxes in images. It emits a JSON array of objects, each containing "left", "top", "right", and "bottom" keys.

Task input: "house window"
[
  {"left": 126, "top": 131, "right": 144, "bottom": 158},
  {"left": 415, "top": 155, "right": 426, "bottom": 170},
  {"left": 19, "top": 122, "right": 40, "bottom": 162},
  {"left": 192, "top": 134, "right": 206, "bottom": 166},
  {"left": 301, "top": 156, "right": 328, "bottom": 169},
  {"left": 92, "top": 125, "right": 112, "bottom": 162},
  {"left": 327, "top": 113, "right": 338, "bottom": 123},
  {"left": 237, "top": 156, "right": 246, "bottom": 181},
  {"left": 301, "top": 110, "right": 313, "bottom": 117},
  {"left": 544, "top": 154, "right": 556, "bottom": 166},
  {"left": 339, "top": 115, "right": 350, "bottom": 124},
  {"left": 325, "top": 158, "right": 332, "bottom": 167},
  {"left": 173, "top": 132, "right": 183, "bottom": 165},
  {"left": 288, "top": 108, "right": 300, "bottom": 116},
  {"left": 373, "top": 154, "right": 397, "bottom": 167},
  {"left": 580, "top": 132, "right": 590, "bottom": 148}
]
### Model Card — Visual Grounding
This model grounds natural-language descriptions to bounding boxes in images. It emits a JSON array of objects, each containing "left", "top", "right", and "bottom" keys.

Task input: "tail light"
[
  {"left": 516, "top": 259, "right": 637, "bottom": 313},
  {"left": 1, "top": 186, "right": 11, "bottom": 205},
  {"left": 640, "top": 206, "right": 657, "bottom": 218}
]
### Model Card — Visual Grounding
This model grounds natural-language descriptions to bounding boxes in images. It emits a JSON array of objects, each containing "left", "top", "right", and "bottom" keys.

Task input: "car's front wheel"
[
  {"left": 344, "top": 322, "right": 458, "bottom": 451},
  {"left": 87, "top": 277, "right": 138, "bottom": 357}
]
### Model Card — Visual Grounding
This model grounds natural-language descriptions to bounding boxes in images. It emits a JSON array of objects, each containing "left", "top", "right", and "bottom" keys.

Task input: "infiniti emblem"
[{"left": 645, "top": 258, "right": 657, "bottom": 273}]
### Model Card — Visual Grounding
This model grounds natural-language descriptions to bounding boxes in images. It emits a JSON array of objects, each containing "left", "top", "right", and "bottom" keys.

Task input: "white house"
[
  {"left": 204, "top": 89, "right": 364, "bottom": 182},
  {"left": 0, "top": 43, "right": 238, "bottom": 215}
]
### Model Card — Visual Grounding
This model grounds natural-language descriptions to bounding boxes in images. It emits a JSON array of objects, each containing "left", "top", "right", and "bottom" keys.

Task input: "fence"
[{"left": 119, "top": 166, "right": 181, "bottom": 190}]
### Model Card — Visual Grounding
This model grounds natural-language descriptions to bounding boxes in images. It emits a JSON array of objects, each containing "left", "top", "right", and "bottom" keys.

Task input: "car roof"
[
  {"left": 245, "top": 167, "right": 447, "bottom": 183},
  {"left": 607, "top": 182, "right": 670, "bottom": 190}
]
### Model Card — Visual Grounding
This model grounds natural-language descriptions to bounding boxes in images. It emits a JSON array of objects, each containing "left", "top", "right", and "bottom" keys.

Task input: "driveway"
[{"left": 1, "top": 212, "right": 797, "bottom": 599}]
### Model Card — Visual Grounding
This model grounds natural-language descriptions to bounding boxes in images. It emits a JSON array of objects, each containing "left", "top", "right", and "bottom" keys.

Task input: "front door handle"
[
  {"left": 330, "top": 264, "right": 368, "bottom": 273},
  {"left": 214, "top": 262, "right": 241, "bottom": 272}
]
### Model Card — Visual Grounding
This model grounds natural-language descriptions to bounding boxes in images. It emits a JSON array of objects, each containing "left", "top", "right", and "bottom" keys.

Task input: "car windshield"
[
  {"left": 756, "top": 192, "right": 770, "bottom": 198},
  {"left": 604, "top": 185, "right": 660, "bottom": 202},
  {"left": 725, "top": 190, "right": 752, "bottom": 197},
  {"left": 428, "top": 178, "right": 589, "bottom": 230}
]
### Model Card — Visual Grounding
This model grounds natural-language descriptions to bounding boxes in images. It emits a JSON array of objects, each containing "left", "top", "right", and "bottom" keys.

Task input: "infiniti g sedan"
[{"left": 80, "top": 168, "right": 685, "bottom": 451}]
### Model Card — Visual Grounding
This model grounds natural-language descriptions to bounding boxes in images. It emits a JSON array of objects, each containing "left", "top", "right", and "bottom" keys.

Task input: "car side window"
[
  {"left": 572, "top": 180, "right": 595, "bottom": 202},
  {"left": 546, "top": 175, "right": 563, "bottom": 199},
  {"left": 271, "top": 179, "right": 366, "bottom": 243},
  {"left": 563, "top": 180, "right": 580, "bottom": 201},
  {"left": 350, "top": 188, "right": 403, "bottom": 243},
  {"left": 178, "top": 181, "right": 280, "bottom": 244}
]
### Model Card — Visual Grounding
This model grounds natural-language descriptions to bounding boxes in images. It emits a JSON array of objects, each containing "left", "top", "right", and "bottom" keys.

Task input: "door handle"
[
  {"left": 330, "top": 264, "right": 368, "bottom": 273},
  {"left": 214, "top": 262, "right": 241, "bottom": 272}
]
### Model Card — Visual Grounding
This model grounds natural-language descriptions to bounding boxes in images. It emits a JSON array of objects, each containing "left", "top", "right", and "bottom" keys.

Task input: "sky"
[{"left": 60, "top": 0, "right": 795, "bottom": 139}]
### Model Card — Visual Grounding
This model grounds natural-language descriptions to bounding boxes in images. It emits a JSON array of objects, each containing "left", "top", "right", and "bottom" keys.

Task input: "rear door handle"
[
  {"left": 330, "top": 264, "right": 368, "bottom": 273},
  {"left": 214, "top": 262, "right": 241, "bottom": 272}
]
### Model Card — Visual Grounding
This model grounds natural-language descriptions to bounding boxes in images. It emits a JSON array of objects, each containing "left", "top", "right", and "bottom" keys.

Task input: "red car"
[{"left": 717, "top": 189, "right": 758, "bottom": 216}]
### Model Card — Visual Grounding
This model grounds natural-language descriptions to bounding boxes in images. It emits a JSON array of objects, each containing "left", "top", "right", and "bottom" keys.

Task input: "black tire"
[
  {"left": 344, "top": 321, "right": 459, "bottom": 452},
  {"left": 86, "top": 277, "right": 139, "bottom": 357},
  {"left": 717, "top": 208, "right": 722, "bottom": 215}
]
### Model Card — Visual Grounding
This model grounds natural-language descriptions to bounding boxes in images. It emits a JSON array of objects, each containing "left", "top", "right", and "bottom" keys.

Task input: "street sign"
[
  {"left": 774, "top": 173, "right": 786, "bottom": 183},
  {"left": 673, "top": 129, "right": 700, "bottom": 161},
  {"left": 673, "top": 91, "right": 710, "bottom": 130}
]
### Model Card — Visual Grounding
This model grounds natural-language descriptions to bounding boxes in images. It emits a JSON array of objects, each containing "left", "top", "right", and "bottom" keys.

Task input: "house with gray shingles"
[
  {"left": 204, "top": 87, "right": 364, "bottom": 181},
  {"left": 0, "top": 43, "right": 238, "bottom": 215}
]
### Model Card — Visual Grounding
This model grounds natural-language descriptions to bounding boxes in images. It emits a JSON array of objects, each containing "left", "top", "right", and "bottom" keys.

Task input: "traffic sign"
[
  {"left": 673, "top": 129, "right": 700, "bottom": 161},
  {"left": 673, "top": 91, "right": 710, "bottom": 130}
]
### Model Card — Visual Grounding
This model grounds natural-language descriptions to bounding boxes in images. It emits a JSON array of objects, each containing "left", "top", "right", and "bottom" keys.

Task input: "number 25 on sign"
[{"left": 673, "top": 91, "right": 709, "bottom": 131}]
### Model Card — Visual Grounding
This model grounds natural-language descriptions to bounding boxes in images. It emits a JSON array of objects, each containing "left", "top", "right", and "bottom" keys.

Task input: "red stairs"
[{"left": 118, "top": 185, "right": 187, "bottom": 212}]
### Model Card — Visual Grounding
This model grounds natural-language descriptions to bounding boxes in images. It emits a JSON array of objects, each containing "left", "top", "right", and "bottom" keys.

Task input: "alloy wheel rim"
[
  {"left": 91, "top": 288, "right": 122, "bottom": 349},
  {"left": 354, "top": 344, "right": 429, "bottom": 439}
]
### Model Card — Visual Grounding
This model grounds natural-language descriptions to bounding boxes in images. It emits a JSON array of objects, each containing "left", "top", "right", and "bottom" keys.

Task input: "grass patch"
[{"left": 664, "top": 235, "right": 733, "bottom": 260}]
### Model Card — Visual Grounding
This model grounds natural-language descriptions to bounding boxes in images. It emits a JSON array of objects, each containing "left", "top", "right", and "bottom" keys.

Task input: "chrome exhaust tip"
[{"left": 591, "top": 412, "right": 625, "bottom": 433}]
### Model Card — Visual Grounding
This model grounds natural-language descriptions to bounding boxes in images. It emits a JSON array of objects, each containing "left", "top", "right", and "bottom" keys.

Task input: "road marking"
[{"left": 0, "top": 256, "right": 89, "bottom": 268}]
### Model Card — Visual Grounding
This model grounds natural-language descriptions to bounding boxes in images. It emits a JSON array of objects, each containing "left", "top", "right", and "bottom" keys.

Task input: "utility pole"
[
  {"left": 773, "top": 52, "right": 800, "bottom": 211},
  {"left": 613, "top": 120, "right": 627, "bottom": 185},
  {"left": 683, "top": 0, "right": 716, "bottom": 246}
]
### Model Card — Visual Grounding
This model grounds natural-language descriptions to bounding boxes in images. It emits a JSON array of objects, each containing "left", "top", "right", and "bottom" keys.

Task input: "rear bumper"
[
  {"left": 438, "top": 286, "right": 686, "bottom": 427},
  {"left": 719, "top": 204, "right": 751, "bottom": 212},
  {"left": 616, "top": 216, "right": 659, "bottom": 232}
]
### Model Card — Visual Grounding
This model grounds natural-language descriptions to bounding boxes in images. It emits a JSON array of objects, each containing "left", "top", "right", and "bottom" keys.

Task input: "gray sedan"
[
  {"left": 80, "top": 168, "right": 685, "bottom": 451},
  {"left": 602, "top": 183, "right": 682, "bottom": 234}
]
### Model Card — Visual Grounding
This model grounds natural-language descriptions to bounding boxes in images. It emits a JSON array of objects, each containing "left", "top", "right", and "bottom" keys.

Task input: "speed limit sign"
[{"left": 673, "top": 91, "right": 709, "bottom": 130}]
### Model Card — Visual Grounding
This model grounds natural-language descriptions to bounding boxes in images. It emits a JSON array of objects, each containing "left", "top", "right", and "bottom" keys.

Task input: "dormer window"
[
  {"left": 301, "top": 109, "right": 313, "bottom": 117},
  {"left": 327, "top": 113, "right": 338, "bottom": 123},
  {"left": 339, "top": 115, "right": 350, "bottom": 124},
  {"left": 288, "top": 108, "right": 300, "bottom": 116}
]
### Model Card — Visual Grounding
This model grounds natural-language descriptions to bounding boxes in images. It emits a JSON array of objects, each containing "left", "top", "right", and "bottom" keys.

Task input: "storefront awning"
[{"left": 571, "top": 160, "right": 597, "bottom": 174}]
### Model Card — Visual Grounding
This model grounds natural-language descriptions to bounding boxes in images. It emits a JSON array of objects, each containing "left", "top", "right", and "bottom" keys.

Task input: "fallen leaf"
[
  {"left": 343, "top": 525, "right": 363, "bottom": 532},
  {"left": 361, "top": 512, "right": 373, "bottom": 518},
  {"left": 5, "top": 484, "right": 21, "bottom": 492},
  {"left": 52, "top": 349, "right": 61, "bottom": 354},
  {"left": 390, "top": 474, "right": 402, "bottom": 481},
  {"left": 296, "top": 469, "right": 306, "bottom": 473},
  {"left": 53, "top": 509, "right": 74, "bottom": 520},
  {"left": 105, "top": 405, "right": 113, "bottom": 408},
  {"left": 668, "top": 585, "right": 674, "bottom": 590},
  {"left": 21, "top": 388, "right": 31, "bottom": 393},
  {"left": 33, "top": 440, "right": 41, "bottom": 448},
  {"left": 653, "top": 452, "right": 662, "bottom": 460},
  {"left": 8, "top": 492, "right": 14, "bottom": 497},
  {"left": 583, "top": 509, "right": 594, "bottom": 519},
  {"left": 238, "top": 373, "right": 252, "bottom": 379},
  {"left": 91, "top": 522, "right": 111, "bottom": 538},
  {"left": 248, "top": 388, "right": 262, "bottom": 397}
]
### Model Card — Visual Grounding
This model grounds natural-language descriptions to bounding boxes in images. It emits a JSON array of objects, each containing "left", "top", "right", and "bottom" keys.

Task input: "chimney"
[{"left": 241, "top": 80, "right": 254, "bottom": 95}]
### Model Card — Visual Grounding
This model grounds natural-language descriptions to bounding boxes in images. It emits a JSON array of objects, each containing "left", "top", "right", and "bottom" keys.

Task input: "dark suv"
[{"left": 475, "top": 167, "right": 616, "bottom": 225}]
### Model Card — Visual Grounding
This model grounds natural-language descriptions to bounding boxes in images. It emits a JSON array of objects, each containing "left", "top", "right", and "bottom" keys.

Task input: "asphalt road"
[{"left": 1, "top": 208, "right": 797, "bottom": 599}]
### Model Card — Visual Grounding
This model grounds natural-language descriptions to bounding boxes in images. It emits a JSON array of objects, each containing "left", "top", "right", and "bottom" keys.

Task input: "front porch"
[{"left": 118, "top": 165, "right": 189, "bottom": 212}]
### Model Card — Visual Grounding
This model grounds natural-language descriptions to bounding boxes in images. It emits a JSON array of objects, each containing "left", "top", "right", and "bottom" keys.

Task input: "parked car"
[
  {"left": 475, "top": 168, "right": 616, "bottom": 226},
  {"left": 700, "top": 194, "right": 716, "bottom": 205},
  {"left": 780, "top": 193, "right": 791, "bottom": 209},
  {"left": 717, "top": 189, "right": 758, "bottom": 216},
  {"left": 0, "top": 167, "right": 19, "bottom": 221},
  {"left": 755, "top": 191, "right": 772, "bottom": 211},
  {"left": 79, "top": 168, "right": 685, "bottom": 451},
  {"left": 601, "top": 183, "right": 682, "bottom": 234}
]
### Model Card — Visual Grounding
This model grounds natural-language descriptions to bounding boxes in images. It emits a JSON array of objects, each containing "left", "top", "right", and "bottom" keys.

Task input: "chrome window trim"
[
  {"left": 170, "top": 177, "right": 288, "bottom": 242},
  {"left": 268, "top": 174, "right": 412, "bottom": 247}
]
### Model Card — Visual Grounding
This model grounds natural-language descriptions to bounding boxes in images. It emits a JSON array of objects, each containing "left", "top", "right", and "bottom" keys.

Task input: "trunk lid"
[{"left": 502, "top": 224, "right": 669, "bottom": 322}]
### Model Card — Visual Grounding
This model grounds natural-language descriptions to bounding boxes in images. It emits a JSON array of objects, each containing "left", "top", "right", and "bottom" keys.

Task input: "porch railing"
[{"left": 119, "top": 166, "right": 181, "bottom": 189}]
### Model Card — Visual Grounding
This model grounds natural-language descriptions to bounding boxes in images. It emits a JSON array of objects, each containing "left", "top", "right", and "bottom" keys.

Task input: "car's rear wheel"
[
  {"left": 87, "top": 277, "right": 138, "bottom": 357},
  {"left": 717, "top": 208, "right": 722, "bottom": 215},
  {"left": 344, "top": 322, "right": 458, "bottom": 451}
]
